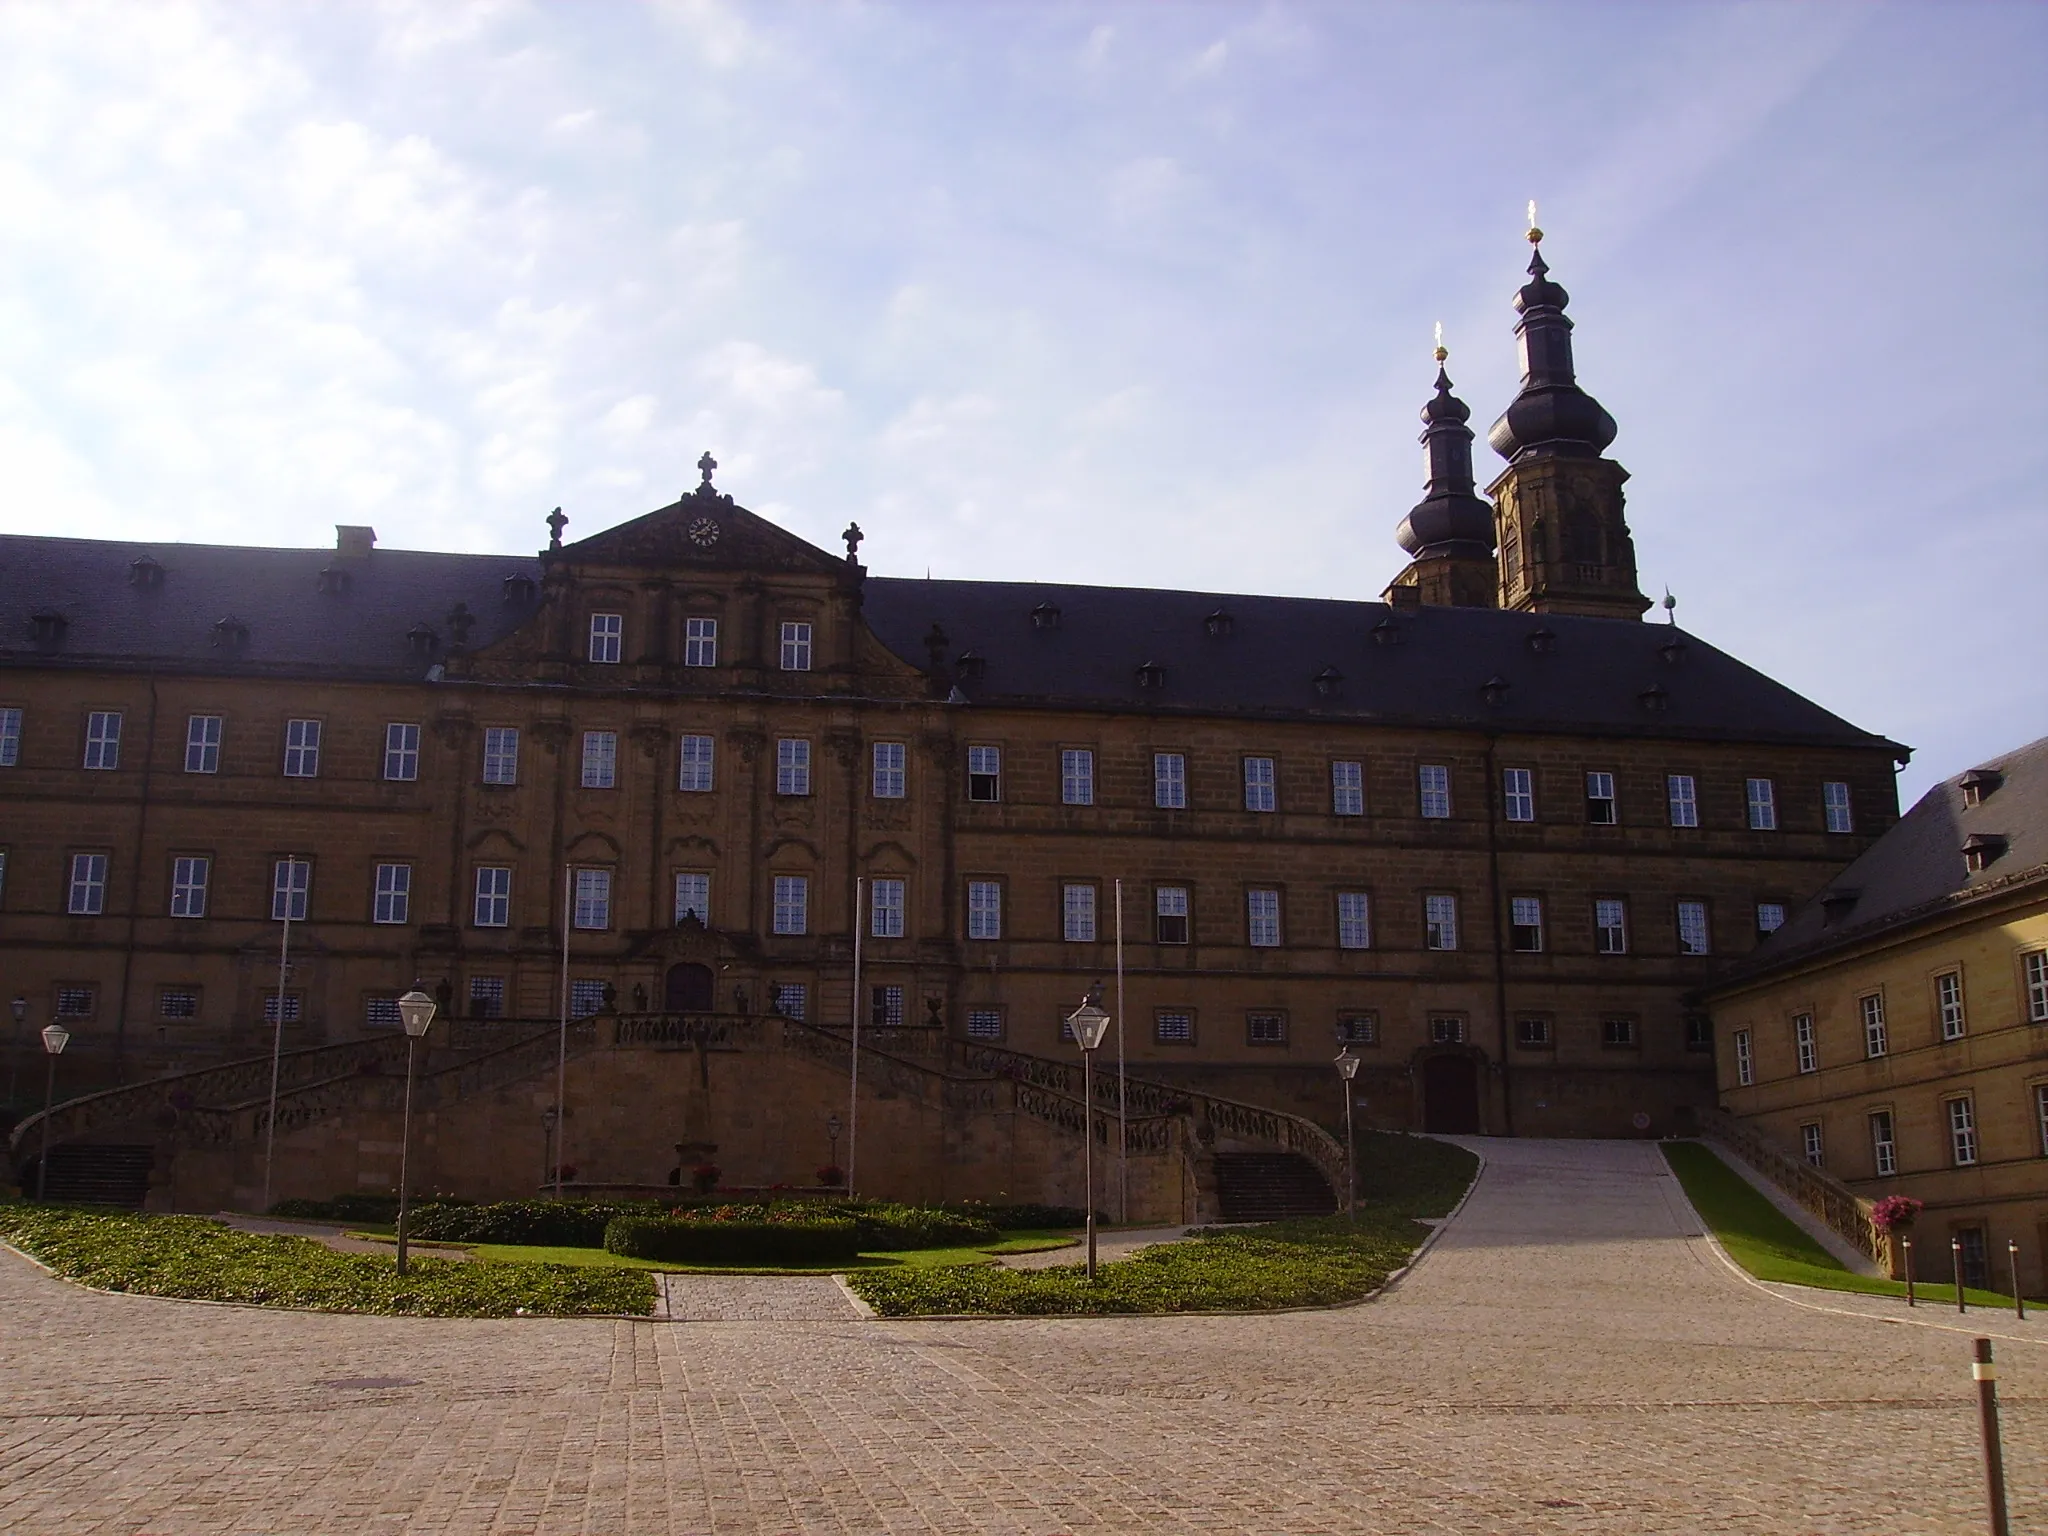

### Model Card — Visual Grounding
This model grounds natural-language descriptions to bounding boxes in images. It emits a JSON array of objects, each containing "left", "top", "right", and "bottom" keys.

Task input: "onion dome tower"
[
  {"left": 1485, "top": 213, "right": 1649, "bottom": 619},
  {"left": 1381, "top": 329, "right": 1501, "bottom": 609}
]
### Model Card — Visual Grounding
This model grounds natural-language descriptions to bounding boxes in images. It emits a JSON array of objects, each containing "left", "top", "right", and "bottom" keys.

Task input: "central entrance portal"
[
  {"left": 664, "top": 962, "right": 714, "bottom": 1012},
  {"left": 1421, "top": 1054, "right": 1482, "bottom": 1134}
]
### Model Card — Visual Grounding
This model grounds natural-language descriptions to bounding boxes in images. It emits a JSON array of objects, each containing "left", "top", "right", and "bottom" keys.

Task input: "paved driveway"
[{"left": 2, "top": 1138, "right": 2040, "bottom": 1534}]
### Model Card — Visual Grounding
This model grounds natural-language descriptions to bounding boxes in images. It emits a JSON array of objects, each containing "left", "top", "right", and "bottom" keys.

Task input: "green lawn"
[
  {"left": 347, "top": 1227, "right": 1077, "bottom": 1274},
  {"left": 1661, "top": 1142, "right": 2014, "bottom": 1308}
]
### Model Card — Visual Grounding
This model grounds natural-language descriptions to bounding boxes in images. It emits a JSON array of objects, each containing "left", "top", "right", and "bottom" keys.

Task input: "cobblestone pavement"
[{"left": 2, "top": 1138, "right": 2041, "bottom": 1534}]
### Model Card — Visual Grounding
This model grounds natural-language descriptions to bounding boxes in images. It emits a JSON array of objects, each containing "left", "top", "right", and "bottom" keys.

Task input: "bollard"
[
  {"left": 1974, "top": 1339, "right": 2010, "bottom": 1536},
  {"left": 1954, "top": 1238, "right": 1967, "bottom": 1314},
  {"left": 2008, "top": 1240, "right": 2025, "bottom": 1322},
  {"left": 1904, "top": 1238, "right": 1915, "bottom": 1307}
]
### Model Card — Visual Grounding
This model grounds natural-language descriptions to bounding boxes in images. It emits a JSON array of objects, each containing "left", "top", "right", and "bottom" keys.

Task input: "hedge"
[
  {"left": 604, "top": 1214, "right": 861, "bottom": 1266},
  {"left": 943, "top": 1201, "right": 1088, "bottom": 1231},
  {"left": 404, "top": 1200, "right": 666, "bottom": 1247},
  {"left": 846, "top": 1202, "right": 997, "bottom": 1250}
]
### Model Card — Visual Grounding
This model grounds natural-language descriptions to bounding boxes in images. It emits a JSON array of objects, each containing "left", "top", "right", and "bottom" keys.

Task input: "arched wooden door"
[
  {"left": 664, "top": 962, "right": 714, "bottom": 1012},
  {"left": 1421, "top": 1054, "right": 1481, "bottom": 1134}
]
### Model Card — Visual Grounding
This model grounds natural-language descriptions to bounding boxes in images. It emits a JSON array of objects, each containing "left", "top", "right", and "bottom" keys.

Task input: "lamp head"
[
  {"left": 11, "top": 996, "right": 25, "bottom": 1022},
  {"left": 827, "top": 1112, "right": 842, "bottom": 1138},
  {"left": 1334, "top": 1049, "right": 1360, "bottom": 1081},
  {"left": 41, "top": 1022, "right": 70, "bottom": 1056},
  {"left": 1066, "top": 1000, "right": 1112, "bottom": 1053},
  {"left": 396, "top": 987, "right": 438, "bottom": 1039}
]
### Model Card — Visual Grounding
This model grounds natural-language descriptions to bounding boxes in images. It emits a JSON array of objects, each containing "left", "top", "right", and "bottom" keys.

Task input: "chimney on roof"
[{"left": 335, "top": 526, "right": 377, "bottom": 560}]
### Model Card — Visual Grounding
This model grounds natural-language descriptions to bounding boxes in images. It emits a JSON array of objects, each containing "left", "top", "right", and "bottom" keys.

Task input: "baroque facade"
[{"left": 0, "top": 236, "right": 1909, "bottom": 1205}]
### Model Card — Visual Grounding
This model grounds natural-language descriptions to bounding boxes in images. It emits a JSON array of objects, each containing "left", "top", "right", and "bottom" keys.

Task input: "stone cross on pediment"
[
  {"left": 545, "top": 507, "right": 568, "bottom": 549},
  {"left": 842, "top": 522, "right": 863, "bottom": 561}
]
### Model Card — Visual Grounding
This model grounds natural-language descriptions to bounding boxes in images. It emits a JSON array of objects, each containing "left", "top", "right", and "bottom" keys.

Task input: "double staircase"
[{"left": 1213, "top": 1152, "right": 1339, "bottom": 1222}]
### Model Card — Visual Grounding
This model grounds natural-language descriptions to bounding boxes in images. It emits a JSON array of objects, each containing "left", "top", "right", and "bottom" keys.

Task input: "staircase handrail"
[{"left": 1697, "top": 1106, "right": 1882, "bottom": 1262}]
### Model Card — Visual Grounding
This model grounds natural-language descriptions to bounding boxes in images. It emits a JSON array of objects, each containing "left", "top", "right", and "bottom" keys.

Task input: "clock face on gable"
[{"left": 687, "top": 516, "right": 720, "bottom": 549}]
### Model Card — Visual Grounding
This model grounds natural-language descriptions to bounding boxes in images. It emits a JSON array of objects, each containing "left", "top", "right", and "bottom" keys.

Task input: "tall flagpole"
[
  {"left": 260, "top": 857, "right": 294, "bottom": 1213},
  {"left": 1115, "top": 878, "right": 1127, "bottom": 1225},
  {"left": 554, "top": 866, "right": 570, "bottom": 1200},
  {"left": 848, "top": 877, "right": 863, "bottom": 1200}
]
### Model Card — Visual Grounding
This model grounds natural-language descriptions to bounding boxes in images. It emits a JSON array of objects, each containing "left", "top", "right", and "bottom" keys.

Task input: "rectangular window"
[
  {"left": 1155, "top": 1010, "right": 1194, "bottom": 1044},
  {"left": 55, "top": 986, "right": 94, "bottom": 1019},
  {"left": 468, "top": 976, "right": 505, "bottom": 1019},
  {"left": 674, "top": 872, "right": 710, "bottom": 925},
  {"left": 871, "top": 741, "right": 906, "bottom": 799},
  {"left": 1419, "top": 764, "right": 1451, "bottom": 819},
  {"left": 1756, "top": 902, "right": 1788, "bottom": 939},
  {"left": 1601, "top": 1016, "right": 1638, "bottom": 1048},
  {"left": 684, "top": 616, "right": 718, "bottom": 668},
  {"left": 2037, "top": 1085, "right": 2048, "bottom": 1157},
  {"left": 1800, "top": 1122, "right": 1825, "bottom": 1168},
  {"left": 965, "top": 1008, "right": 1004, "bottom": 1041},
  {"left": 473, "top": 866, "right": 511, "bottom": 928},
  {"left": 0, "top": 706, "right": 19, "bottom": 766},
  {"left": 1734, "top": 1029, "right": 1754, "bottom": 1086},
  {"left": 283, "top": 718, "right": 322, "bottom": 778},
  {"left": 1685, "top": 1012, "right": 1715, "bottom": 1053},
  {"left": 1425, "top": 893, "right": 1459, "bottom": 951},
  {"left": 570, "top": 979, "right": 608, "bottom": 1018},
  {"left": 1677, "top": 900, "right": 1711, "bottom": 956},
  {"left": 1337, "top": 1014, "right": 1378, "bottom": 1045},
  {"left": 1870, "top": 1110, "right": 1897, "bottom": 1177},
  {"left": 1336, "top": 891, "right": 1372, "bottom": 950},
  {"left": 1243, "top": 756, "right": 1276, "bottom": 813},
  {"left": 483, "top": 727, "right": 519, "bottom": 785},
  {"left": 776, "top": 738, "right": 811, "bottom": 796},
  {"left": 1331, "top": 760, "right": 1364, "bottom": 817},
  {"left": 1860, "top": 992, "right": 1888, "bottom": 1058},
  {"left": 581, "top": 731, "right": 617, "bottom": 789},
  {"left": 1246, "top": 888, "right": 1281, "bottom": 947},
  {"left": 68, "top": 852, "right": 109, "bottom": 915},
  {"left": 1935, "top": 971, "right": 1966, "bottom": 1041},
  {"left": 870, "top": 877, "right": 905, "bottom": 939},
  {"left": 1793, "top": 1013, "right": 1817, "bottom": 1074},
  {"left": 967, "top": 880, "right": 1002, "bottom": 940},
  {"left": 1509, "top": 895, "right": 1543, "bottom": 953},
  {"left": 1746, "top": 777, "right": 1777, "bottom": 830},
  {"left": 1154, "top": 752, "right": 1186, "bottom": 809},
  {"left": 573, "top": 868, "right": 611, "bottom": 930},
  {"left": 588, "top": 612, "right": 623, "bottom": 664},
  {"left": 384, "top": 722, "right": 421, "bottom": 781},
  {"left": 1062, "top": 883, "right": 1097, "bottom": 942},
  {"left": 870, "top": 984, "right": 904, "bottom": 1028},
  {"left": 1247, "top": 1012, "right": 1287, "bottom": 1045},
  {"left": 159, "top": 988, "right": 199, "bottom": 1021},
  {"left": 1061, "top": 749, "right": 1095, "bottom": 806},
  {"left": 1502, "top": 767, "right": 1534, "bottom": 823},
  {"left": 1585, "top": 770, "right": 1617, "bottom": 825},
  {"left": 678, "top": 733, "right": 715, "bottom": 792},
  {"left": 261, "top": 992, "right": 303, "bottom": 1025},
  {"left": 1822, "top": 780, "right": 1854, "bottom": 834},
  {"left": 0, "top": 848, "right": 9, "bottom": 905},
  {"left": 84, "top": 710, "right": 121, "bottom": 771},
  {"left": 1947, "top": 1096, "right": 1978, "bottom": 1167},
  {"left": 373, "top": 863, "right": 411, "bottom": 925},
  {"left": 773, "top": 983, "right": 807, "bottom": 1020},
  {"left": 1595, "top": 898, "right": 1629, "bottom": 955},
  {"left": 1430, "top": 1015, "right": 1465, "bottom": 1045},
  {"left": 967, "top": 746, "right": 1001, "bottom": 803},
  {"left": 1667, "top": 774, "right": 1699, "bottom": 828},
  {"left": 772, "top": 875, "right": 808, "bottom": 936},
  {"left": 2027, "top": 950, "right": 2048, "bottom": 1023},
  {"left": 1155, "top": 885, "right": 1190, "bottom": 945},
  {"left": 185, "top": 714, "right": 222, "bottom": 774},
  {"left": 271, "top": 858, "right": 310, "bottom": 922},
  {"left": 169, "top": 856, "right": 209, "bottom": 919},
  {"left": 779, "top": 621, "right": 813, "bottom": 672},
  {"left": 1515, "top": 1016, "right": 1552, "bottom": 1048}
]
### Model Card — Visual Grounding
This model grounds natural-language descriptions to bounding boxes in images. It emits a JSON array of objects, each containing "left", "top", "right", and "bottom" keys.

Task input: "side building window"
[
  {"left": 1418, "top": 764, "right": 1451, "bottom": 819},
  {"left": 1733, "top": 1029, "right": 1754, "bottom": 1086},
  {"left": 1061, "top": 749, "right": 1094, "bottom": 806},
  {"left": 0, "top": 706, "right": 19, "bottom": 766},
  {"left": 779, "top": 621, "right": 813, "bottom": 672},
  {"left": 1860, "top": 993, "right": 1888, "bottom": 1058},
  {"left": 373, "top": 864, "right": 411, "bottom": 925},
  {"left": 1502, "top": 767, "right": 1534, "bottom": 823},
  {"left": 185, "top": 715, "right": 222, "bottom": 774},
  {"left": 589, "top": 612, "right": 623, "bottom": 664},
  {"left": 678, "top": 733, "right": 715, "bottom": 792},
  {"left": 1585, "top": 771, "right": 1617, "bottom": 825},
  {"left": 581, "top": 731, "right": 617, "bottom": 789},
  {"left": 1594, "top": 898, "right": 1629, "bottom": 955},
  {"left": 384, "top": 723, "right": 421, "bottom": 782},
  {"left": 1062, "top": 883, "right": 1097, "bottom": 942},
  {"left": 1424, "top": 893, "right": 1458, "bottom": 951},
  {"left": 872, "top": 742, "right": 906, "bottom": 799},
  {"left": 771, "top": 875, "right": 809, "bottom": 935},
  {"left": 483, "top": 727, "right": 520, "bottom": 785},
  {"left": 1246, "top": 888, "right": 1281, "bottom": 947},
  {"left": 966, "top": 746, "right": 1001, "bottom": 802},
  {"left": 1509, "top": 896, "right": 1543, "bottom": 953},
  {"left": 84, "top": 710, "right": 122, "bottom": 770},
  {"left": 674, "top": 872, "right": 710, "bottom": 925},
  {"left": 966, "top": 880, "right": 1002, "bottom": 940},
  {"left": 272, "top": 858, "right": 311, "bottom": 922},
  {"left": 684, "top": 616, "right": 718, "bottom": 667},
  {"left": 1154, "top": 753, "right": 1186, "bottom": 809},
  {"left": 1336, "top": 892, "right": 1371, "bottom": 949},
  {"left": 67, "top": 852, "right": 108, "bottom": 915},
  {"left": 1822, "top": 780, "right": 1854, "bottom": 833},
  {"left": 2023, "top": 950, "right": 2048, "bottom": 1024},
  {"left": 473, "top": 866, "right": 511, "bottom": 927},
  {"left": 170, "top": 856, "right": 209, "bottom": 918},
  {"left": 283, "top": 719, "right": 322, "bottom": 778},
  {"left": 1746, "top": 777, "right": 1777, "bottom": 830},
  {"left": 1667, "top": 774, "right": 1698, "bottom": 828},
  {"left": 1155, "top": 885, "right": 1189, "bottom": 944},
  {"left": 776, "top": 739, "right": 811, "bottom": 796},
  {"left": 1243, "top": 757, "right": 1276, "bottom": 813},
  {"left": 1331, "top": 760, "right": 1364, "bottom": 816},
  {"left": 869, "top": 878, "right": 905, "bottom": 939},
  {"left": 1676, "top": 900, "right": 1711, "bottom": 956}
]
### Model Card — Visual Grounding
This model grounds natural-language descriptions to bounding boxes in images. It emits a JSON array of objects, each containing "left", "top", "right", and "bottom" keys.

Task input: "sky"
[{"left": 0, "top": 0, "right": 2042, "bottom": 804}]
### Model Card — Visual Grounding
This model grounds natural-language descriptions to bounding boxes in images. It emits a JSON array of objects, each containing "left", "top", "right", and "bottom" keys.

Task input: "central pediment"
[{"left": 563, "top": 481, "right": 848, "bottom": 577}]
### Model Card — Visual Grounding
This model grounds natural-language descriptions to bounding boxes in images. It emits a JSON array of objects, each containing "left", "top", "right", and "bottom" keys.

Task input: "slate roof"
[
  {"left": 862, "top": 577, "right": 1903, "bottom": 749},
  {"left": 1710, "top": 735, "right": 2048, "bottom": 987}
]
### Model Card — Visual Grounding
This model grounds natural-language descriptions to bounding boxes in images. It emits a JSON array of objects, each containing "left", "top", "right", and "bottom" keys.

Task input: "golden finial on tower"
[
  {"left": 1433, "top": 320, "right": 1447, "bottom": 364},
  {"left": 1527, "top": 199, "right": 1543, "bottom": 244}
]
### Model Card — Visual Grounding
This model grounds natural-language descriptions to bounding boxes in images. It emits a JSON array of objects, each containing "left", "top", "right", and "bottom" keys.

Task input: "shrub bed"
[
  {"left": 943, "top": 1201, "right": 1088, "bottom": 1231},
  {"left": 269, "top": 1194, "right": 411, "bottom": 1223},
  {"left": 848, "top": 1214, "right": 1428, "bottom": 1316},
  {"left": 405, "top": 1200, "right": 666, "bottom": 1247},
  {"left": 604, "top": 1213, "right": 860, "bottom": 1266},
  {"left": 845, "top": 1202, "right": 997, "bottom": 1250},
  {"left": 0, "top": 1205, "right": 653, "bottom": 1317}
]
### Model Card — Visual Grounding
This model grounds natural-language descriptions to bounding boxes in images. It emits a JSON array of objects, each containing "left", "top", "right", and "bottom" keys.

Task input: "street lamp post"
[
  {"left": 8, "top": 996, "right": 27, "bottom": 1110},
  {"left": 1065, "top": 985, "right": 1113, "bottom": 1280},
  {"left": 35, "top": 1022, "right": 70, "bottom": 1202},
  {"left": 392, "top": 988, "right": 439, "bottom": 1276},
  {"left": 1335, "top": 1049, "right": 1360, "bottom": 1222}
]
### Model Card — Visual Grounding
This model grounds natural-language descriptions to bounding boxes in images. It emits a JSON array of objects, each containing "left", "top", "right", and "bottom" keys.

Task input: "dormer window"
[
  {"left": 955, "top": 650, "right": 986, "bottom": 681},
  {"left": 1639, "top": 683, "right": 1670, "bottom": 713},
  {"left": 1313, "top": 666, "right": 1343, "bottom": 697},
  {"left": 1820, "top": 889, "right": 1860, "bottom": 925},
  {"left": 1030, "top": 601, "right": 1061, "bottom": 631},
  {"left": 316, "top": 565, "right": 352, "bottom": 595},
  {"left": 1371, "top": 616, "right": 1403, "bottom": 647},
  {"left": 128, "top": 557, "right": 164, "bottom": 590},
  {"left": 210, "top": 616, "right": 248, "bottom": 649},
  {"left": 1959, "top": 768, "right": 2003, "bottom": 809},
  {"left": 1525, "top": 626, "right": 1556, "bottom": 655},
  {"left": 30, "top": 610, "right": 67, "bottom": 645},
  {"left": 503, "top": 574, "right": 537, "bottom": 603},
  {"left": 1135, "top": 661, "right": 1165, "bottom": 691},
  {"left": 1204, "top": 608, "right": 1234, "bottom": 638},
  {"left": 1480, "top": 675, "right": 1510, "bottom": 709},
  {"left": 1658, "top": 638, "right": 1687, "bottom": 666},
  {"left": 407, "top": 623, "right": 438, "bottom": 656},
  {"left": 1962, "top": 833, "right": 2008, "bottom": 874}
]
